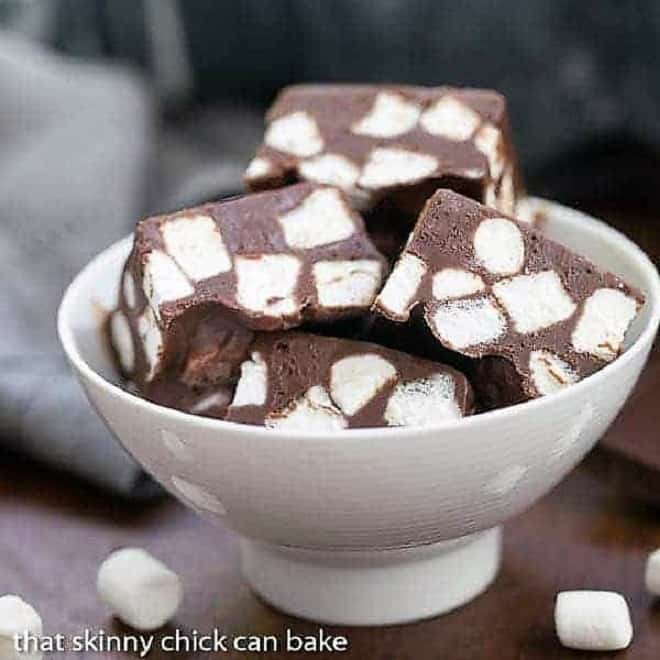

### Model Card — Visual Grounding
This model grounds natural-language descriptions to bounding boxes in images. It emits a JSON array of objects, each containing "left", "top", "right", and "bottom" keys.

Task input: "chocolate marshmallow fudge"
[
  {"left": 225, "top": 332, "right": 474, "bottom": 429},
  {"left": 244, "top": 84, "right": 523, "bottom": 257},
  {"left": 373, "top": 190, "right": 644, "bottom": 407},
  {"left": 109, "top": 183, "right": 386, "bottom": 405}
]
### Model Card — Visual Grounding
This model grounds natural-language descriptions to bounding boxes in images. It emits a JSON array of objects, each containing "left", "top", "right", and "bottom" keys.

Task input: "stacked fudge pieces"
[
  {"left": 110, "top": 84, "right": 644, "bottom": 428},
  {"left": 245, "top": 85, "right": 524, "bottom": 258}
]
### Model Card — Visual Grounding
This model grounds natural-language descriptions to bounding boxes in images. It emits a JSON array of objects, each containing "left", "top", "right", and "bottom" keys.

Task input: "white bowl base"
[{"left": 240, "top": 527, "right": 502, "bottom": 625}]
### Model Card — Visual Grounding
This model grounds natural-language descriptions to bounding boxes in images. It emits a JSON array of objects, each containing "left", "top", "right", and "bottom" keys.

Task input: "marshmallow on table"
[
  {"left": 97, "top": 548, "right": 182, "bottom": 631},
  {"left": 644, "top": 548, "right": 660, "bottom": 596},
  {"left": 225, "top": 331, "right": 474, "bottom": 429},
  {"left": 371, "top": 189, "right": 644, "bottom": 409},
  {"left": 555, "top": 591, "right": 633, "bottom": 651},
  {"left": 110, "top": 183, "right": 386, "bottom": 417},
  {"left": 244, "top": 84, "right": 524, "bottom": 258},
  {"left": 0, "top": 595, "right": 42, "bottom": 660}
]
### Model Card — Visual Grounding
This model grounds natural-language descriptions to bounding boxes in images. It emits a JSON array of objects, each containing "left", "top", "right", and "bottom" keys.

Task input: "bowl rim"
[{"left": 57, "top": 198, "right": 660, "bottom": 441}]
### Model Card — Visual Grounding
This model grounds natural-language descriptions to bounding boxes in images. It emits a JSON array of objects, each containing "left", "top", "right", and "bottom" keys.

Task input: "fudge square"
[
  {"left": 372, "top": 189, "right": 644, "bottom": 407},
  {"left": 244, "top": 84, "right": 523, "bottom": 256},
  {"left": 225, "top": 332, "right": 474, "bottom": 429},
  {"left": 109, "top": 183, "right": 386, "bottom": 396}
]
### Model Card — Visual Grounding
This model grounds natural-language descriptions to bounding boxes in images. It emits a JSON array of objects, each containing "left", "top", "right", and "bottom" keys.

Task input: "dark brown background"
[{"left": 0, "top": 208, "right": 658, "bottom": 659}]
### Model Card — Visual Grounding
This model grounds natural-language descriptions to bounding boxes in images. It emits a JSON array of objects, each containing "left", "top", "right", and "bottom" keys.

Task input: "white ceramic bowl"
[{"left": 58, "top": 199, "right": 659, "bottom": 626}]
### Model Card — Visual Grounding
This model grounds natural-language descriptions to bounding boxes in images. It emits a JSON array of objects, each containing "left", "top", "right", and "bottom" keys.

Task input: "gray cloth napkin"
[{"left": 0, "top": 33, "right": 157, "bottom": 496}]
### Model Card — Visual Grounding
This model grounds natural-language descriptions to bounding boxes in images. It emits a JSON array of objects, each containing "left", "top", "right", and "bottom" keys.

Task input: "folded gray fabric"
[{"left": 0, "top": 33, "right": 157, "bottom": 496}]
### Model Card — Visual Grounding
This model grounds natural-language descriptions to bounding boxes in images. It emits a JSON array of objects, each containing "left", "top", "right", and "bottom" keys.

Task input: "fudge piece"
[
  {"left": 244, "top": 84, "right": 523, "bottom": 257},
  {"left": 372, "top": 190, "right": 644, "bottom": 407},
  {"left": 109, "top": 183, "right": 386, "bottom": 401},
  {"left": 225, "top": 332, "right": 473, "bottom": 429}
]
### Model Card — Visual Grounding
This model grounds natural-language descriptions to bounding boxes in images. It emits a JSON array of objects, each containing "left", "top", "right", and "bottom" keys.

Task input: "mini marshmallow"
[
  {"left": 161, "top": 215, "right": 232, "bottom": 281},
  {"left": 644, "top": 548, "right": 660, "bottom": 596},
  {"left": 351, "top": 91, "right": 421, "bottom": 138},
  {"left": 375, "top": 254, "right": 427, "bottom": 320},
  {"left": 330, "top": 354, "right": 397, "bottom": 416},
  {"left": 358, "top": 148, "right": 438, "bottom": 189},
  {"left": 142, "top": 250, "right": 193, "bottom": 313},
  {"left": 110, "top": 310, "right": 134, "bottom": 373},
  {"left": 277, "top": 187, "right": 355, "bottom": 249},
  {"left": 431, "top": 297, "right": 507, "bottom": 350},
  {"left": 554, "top": 591, "right": 633, "bottom": 651},
  {"left": 572, "top": 288, "right": 639, "bottom": 361},
  {"left": 474, "top": 123, "right": 505, "bottom": 180},
  {"left": 492, "top": 270, "right": 576, "bottom": 334},
  {"left": 419, "top": 95, "right": 481, "bottom": 141},
  {"left": 97, "top": 548, "right": 182, "bottom": 631},
  {"left": 231, "top": 352, "right": 268, "bottom": 407},
  {"left": 235, "top": 254, "right": 301, "bottom": 317},
  {"left": 432, "top": 268, "right": 485, "bottom": 301},
  {"left": 297, "top": 153, "right": 360, "bottom": 192},
  {"left": 123, "top": 270, "right": 137, "bottom": 308},
  {"left": 473, "top": 217, "right": 525, "bottom": 276},
  {"left": 244, "top": 156, "right": 272, "bottom": 181},
  {"left": 137, "top": 307, "right": 163, "bottom": 381},
  {"left": 264, "top": 111, "right": 323, "bottom": 157},
  {"left": 0, "top": 595, "right": 43, "bottom": 660},
  {"left": 313, "top": 259, "right": 382, "bottom": 309},
  {"left": 384, "top": 374, "right": 460, "bottom": 426},
  {"left": 529, "top": 350, "right": 578, "bottom": 396},
  {"left": 266, "top": 385, "right": 348, "bottom": 430}
]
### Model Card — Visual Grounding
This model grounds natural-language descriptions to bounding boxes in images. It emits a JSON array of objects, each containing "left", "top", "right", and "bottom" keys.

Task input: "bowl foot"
[{"left": 240, "top": 526, "right": 501, "bottom": 626}]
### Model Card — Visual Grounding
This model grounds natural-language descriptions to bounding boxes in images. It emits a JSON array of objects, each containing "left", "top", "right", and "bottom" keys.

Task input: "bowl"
[{"left": 58, "top": 199, "right": 660, "bottom": 626}]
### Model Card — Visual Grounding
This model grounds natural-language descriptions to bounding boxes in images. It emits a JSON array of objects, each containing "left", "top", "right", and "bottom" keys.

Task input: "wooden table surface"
[{"left": 0, "top": 206, "right": 658, "bottom": 659}]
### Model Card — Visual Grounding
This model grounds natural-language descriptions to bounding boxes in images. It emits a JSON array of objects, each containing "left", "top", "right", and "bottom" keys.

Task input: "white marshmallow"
[
  {"left": 266, "top": 386, "right": 347, "bottom": 431},
  {"left": 137, "top": 307, "right": 163, "bottom": 381},
  {"left": 555, "top": 591, "right": 633, "bottom": 651},
  {"left": 644, "top": 548, "right": 660, "bottom": 596},
  {"left": 572, "top": 288, "right": 639, "bottom": 361},
  {"left": 351, "top": 91, "right": 421, "bottom": 138},
  {"left": 431, "top": 297, "right": 506, "bottom": 349},
  {"left": 161, "top": 215, "right": 232, "bottom": 282},
  {"left": 231, "top": 352, "right": 268, "bottom": 407},
  {"left": 265, "top": 111, "right": 323, "bottom": 157},
  {"left": 235, "top": 254, "right": 300, "bottom": 317},
  {"left": 376, "top": 254, "right": 427, "bottom": 320},
  {"left": 110, "top": 310, "right": 134, "bottom": 373},
  {"left": 529, "top": 350, "right": 578, "bottom": 396},
  {"left": 142, "top": 250, "right": 193, "bottom": 314},
  {"left": 474, "top": 123, "right": 505, "bottom": 180},
  {"left": 473, "top": 217, "right": 525, "bottom": 276},
  {"left": 123, "top": 270, "right": 137, "bottom": 308},
  {"left": 277, "top": 188, "right": 355, "bottom": 250},
  {"left": 171, "top": 476, "right": 227, "bottom": 515},
  {"left": 189, "top": 390, "right": 231, "bottom": 414},
  {"left": 297, "top": 153, "right": 360, "bottom": 192},
  {"left": 313, "top": 259, "right": 382, "bottom": 309},
  {"left": 358, "top": 148, "right": 438, "bottom": 189},
  {"left": 493, "top": 270, "right": 576, "bottom": 334},
  {"left": 498, "top": 168, "right": 516, "bottom": 216},
  {"left": 384, "top": 374, "right": 461, "bottom": 427},
  {"left": 419, "top": 95, "right": 481, "bottom": 141},
  {"left": 97, "top": 548, "right": 182, "bottom": 631},
  {"left": 432, "top": 268, "right": 485, "bottom": 301},
  {"left": 330, "top": 354, "right": 397, "bottom": 416},
  {"left": 483, "top": 180, "right": 497, "bottom": 210},
  {"left": 0, "top": 595, "right": 42, "bottom": 660},
  {"left": 244, "top": 156, "right": 272, "bottom": 180}
]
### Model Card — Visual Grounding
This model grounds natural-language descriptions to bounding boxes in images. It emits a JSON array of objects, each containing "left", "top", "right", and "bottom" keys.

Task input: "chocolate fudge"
[
  {"left": 244, "top": 84, "right": 523, "bottom": 257},
  {"left": 109, "top": 183, "right": 386, "bottom": 406},
  {"left": 372, "top": 190, "right": 644, "bottom": 407},
  {"left": 225, "top": 332, "right": 474, "bottom": 429}
]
